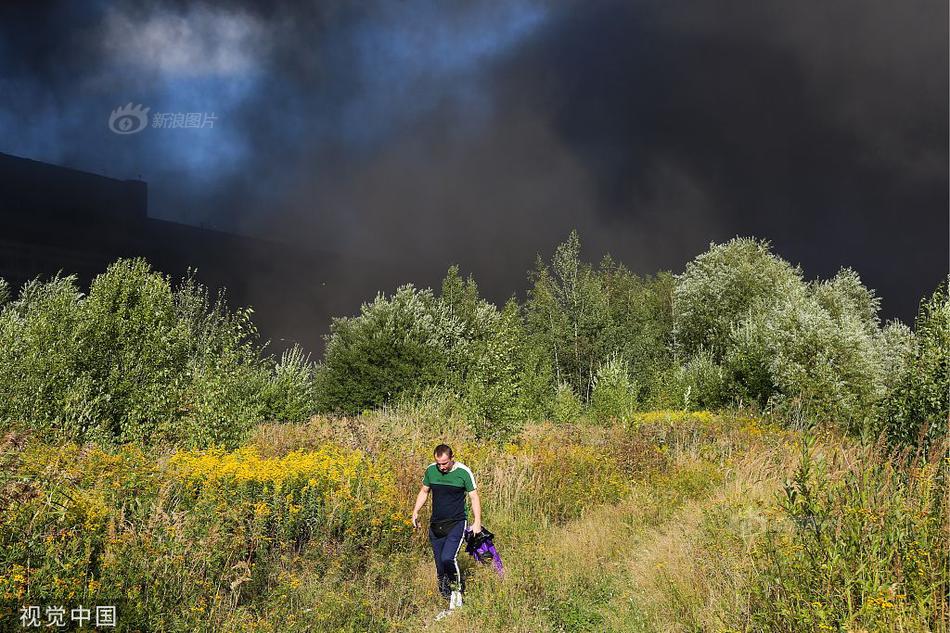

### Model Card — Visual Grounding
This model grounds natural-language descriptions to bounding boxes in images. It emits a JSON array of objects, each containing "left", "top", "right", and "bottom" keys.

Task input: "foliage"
[
  {"left": 525, "top": 231, "right": 673, "bottom": 407},
  {"left": 673, "top": 237, "right": 804, "bottom": 361},
  {"left": 454, "top": 299, "right": 529, "bottom": 440},
  {"left": 595, "top": 257, "right": 675, "bottom": 404},
  {"left": 550, "top": 381, "right": 584, "bottom": 423},
  {"left": 671, "top": 242, "right": 896, "bottom": 432},
  {"left": 749, "top": 435, "right": 949, "bottom": 631},
  {"left": 645, "top": 350, "right": 731, "bottom": 412},
  {"left": 811, "top": 267, "right": 882, "bottom": 336},
  {"left": 260, "top": 345, "right": 320, "bottom": 425},
  {"left": 0, "top": 259, "right": 318, "bottom": 449},
  {"left": 316, "top": 267, "right": 545, "bottom": 440},
  {"left": 314, "top": 284, "right": 465, "bottom": 414},
  {"left": 726, "top": 285, "right": 884, "bottom": 433},
  {"left": 525, "top": 230, "right": 609, "bottom": 403},
  {"left": 589, "top": 354, "right": 638, "bottom": 424},
  {"left": 0, "top": 436, "right": 410, "bottom": 631},
  {"left": 878, "top": 276, "right": 950, "bottom": 451}
]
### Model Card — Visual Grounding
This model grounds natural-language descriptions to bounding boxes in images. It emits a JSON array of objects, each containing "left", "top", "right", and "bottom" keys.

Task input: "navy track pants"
[{"left": 428, "top": 519, "right": 467, "bottom": 597}]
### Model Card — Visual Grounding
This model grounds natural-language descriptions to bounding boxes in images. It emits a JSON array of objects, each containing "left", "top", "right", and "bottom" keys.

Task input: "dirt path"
[{"left": 413, "top": 441, "right": 794, "bottom": 632}]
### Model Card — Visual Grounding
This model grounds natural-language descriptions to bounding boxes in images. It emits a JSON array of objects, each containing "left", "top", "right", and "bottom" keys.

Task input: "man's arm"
[
  {"left": 411, "top": 485, "right": 430, "bottom": 528},
  {"left": 469, "top": 490, "right": 481, "bottom": 534}
]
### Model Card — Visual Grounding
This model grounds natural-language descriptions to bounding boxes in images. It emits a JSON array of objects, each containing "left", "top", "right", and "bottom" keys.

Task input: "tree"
[
  {"left": 315, "top": 284, "right": 465, "bottom": 414},
  {"left": 597, "top": 256, "right": 675, "bottom": 403},
  {"left": 0, "top": 259, "right": 310, "bottom": 448},
  {"left": 525, "top": 230, "right": 610, "bottom": 402},
  {"left": 879, "top": 276, "right": 949, "bottom": 451},
  {"left": 589, "top": 354, "right": 638, "bottom": 424},
  {"left": 673, "top": 237, "right": 804, "bottom": 362}
]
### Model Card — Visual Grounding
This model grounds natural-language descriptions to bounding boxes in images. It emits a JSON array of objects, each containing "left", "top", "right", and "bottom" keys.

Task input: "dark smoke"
[{"left": 0, "top": 0, "right": 946, "bottom": 352}]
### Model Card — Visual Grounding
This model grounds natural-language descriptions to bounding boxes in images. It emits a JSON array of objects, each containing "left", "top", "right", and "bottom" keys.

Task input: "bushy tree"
[
  {"left": 724, "top": 280, "right": 885, "bottom": 432},
  {"left": 169, "top": 272, "right": 286, "bottom": 448},
  {"left": 874, "top": 320, "right": 916, "bottom": 394},
  {"left": 317, "top": 266, "right": 547, "bottom": 439},
  {"left": 550, "top": 381, "right": 583, "bottom": 423},
  {"left": 597, "top": 257, "right": 675, "bottom": 404},
  {"left": 879, "top": 277, "right": 949, "bottom": 450},
  {"left": 315, "top": 284, "right": 465, "bottom": 414},
  {"left": 0, "top": 259, "right": 318, "bottom": 448},
  {"left": 775, "top": 297, "right": 879, "bottom": 431},
  {"left": 525, "top": 230, "right": 609, "bottom": 402},
  {"left": 812, "top": 267, "right": 881, "bottom": 336},
  {"left": 0, "top": 274, "right": 90, "bottom": 439},
  {"left": 673, "top": 241, "right": 899, "bottom": 432},
  {"left": 673, "top": 237, "right": 804, "bottom": 361},
  {"left": 440, "top": 264, "right": 480, "bottom": 327},
  {"left": 259, "top": 345, "right": 320, "bottom": 424},
  {"left": 525, "top": 231, "right": 673, "bottom": 407},
  {"left": 75, "top": 258, "right": 192, "bottom": 442},
  {"left": 455, "top": 299, "right": 526, "bottom": 439},
  {"left": 589, "top": 354, "right": 638, "bottom": 424}
]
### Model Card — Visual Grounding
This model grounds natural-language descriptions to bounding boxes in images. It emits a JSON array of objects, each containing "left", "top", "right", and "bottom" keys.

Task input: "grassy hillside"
[{"left": 2, "top": 409, "right": 946, "bottom": 632}]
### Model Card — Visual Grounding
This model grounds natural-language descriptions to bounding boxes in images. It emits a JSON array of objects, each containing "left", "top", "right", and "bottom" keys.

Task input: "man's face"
[{"left": 435, "top": 453, "right": 453, "bottom": 473}]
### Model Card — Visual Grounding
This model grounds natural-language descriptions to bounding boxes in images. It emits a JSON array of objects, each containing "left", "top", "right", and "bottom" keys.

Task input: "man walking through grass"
[{"left": 411, "top": 444, "right": 481, "bottom": 618}]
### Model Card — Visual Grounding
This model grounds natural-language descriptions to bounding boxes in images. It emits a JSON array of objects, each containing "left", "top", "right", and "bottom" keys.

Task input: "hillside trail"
[{"left": 411, "top": 434, "right": 797, "bottom": 632}]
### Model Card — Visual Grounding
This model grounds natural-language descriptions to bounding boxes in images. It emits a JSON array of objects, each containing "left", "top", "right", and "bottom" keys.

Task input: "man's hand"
[
  {"left": 469, "top": 489, "right": 482, "bottom": 535},
  {"left": 412, "top": 485, "right": 429, "bottom": 529}
]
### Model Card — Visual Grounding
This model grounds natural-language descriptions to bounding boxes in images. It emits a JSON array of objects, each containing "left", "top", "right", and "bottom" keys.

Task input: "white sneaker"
[
  {"left": 434, "top": 609, "right": 452, "bottom": 621},
  {"left": 450, "top": 590, "right": 463, "bottom": 610}
]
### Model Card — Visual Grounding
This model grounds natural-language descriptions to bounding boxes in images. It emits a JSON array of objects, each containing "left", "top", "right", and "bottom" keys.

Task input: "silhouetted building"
[{"left": 0, "top": 151, "right": 382, "bottom": 353}]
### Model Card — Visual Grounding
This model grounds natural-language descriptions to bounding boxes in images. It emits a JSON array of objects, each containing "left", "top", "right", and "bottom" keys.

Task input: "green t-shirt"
[{"left": 423, "top": 461, "right": 476, "bottom": 523}]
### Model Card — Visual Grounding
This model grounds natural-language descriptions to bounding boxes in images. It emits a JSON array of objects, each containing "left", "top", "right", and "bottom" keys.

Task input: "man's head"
[{"left": 434, "top": 444, "right": 454, "bottom": 473}]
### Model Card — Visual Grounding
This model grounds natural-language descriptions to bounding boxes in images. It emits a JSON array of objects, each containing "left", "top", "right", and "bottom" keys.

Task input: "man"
[{"left": 411, "top": 444, "right": 481, "bottom": 616}]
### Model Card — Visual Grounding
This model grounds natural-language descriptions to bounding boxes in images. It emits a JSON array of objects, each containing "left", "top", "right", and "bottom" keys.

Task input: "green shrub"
[
  {"left": 0, "top": 274, "right": 89, "bottom": 440},
  {"left": 715, "top": 267, "right": 889, "bottom": 433},
  {"left": 524, "top": 232, "right": 674, "bottom": 406},
  {"left": 0, "top": 259, "right": 318, "bottom": 449},
  {"left": 455, "top": 299, "right": 528, "bottom": 440},
  {"left": 676, "top": 348, "right": 729, "bottom": 411},
  {"left": 673, "top": 237, "right": 804, "bottom": 361},
  {"left": 589, "top": 354, "right": 638, "bottom": 424},
  {"left": 314, "top": 284, "right": 465, "bottom": 414},
  {"left": 749, "top": 435, "right": 949, "bottom": 631},
  {"left": 260, "top": 345, "right": 319, "bottom": 423},
  {"left": 316, "top": 269, "right": 538, "bottom": 441},
  {"left": 734, "top": 291, "right": 883, "bottom": 432},
  {"left": 75, "top": 258, "right": 192, "bottom": 443},
  {"left": 551, "top": 382, "right": 584, "bottom": 423},
  {"left": 879, "top": 277, "right": 950, "bottom": 451},
  {"left": 874, "top": 320, "right": 916, "bottom": 395}
]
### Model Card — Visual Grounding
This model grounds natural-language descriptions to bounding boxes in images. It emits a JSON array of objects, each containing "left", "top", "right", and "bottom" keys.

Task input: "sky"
[{"left": 1, "top": 0, "right": 947, "bottom": 337}]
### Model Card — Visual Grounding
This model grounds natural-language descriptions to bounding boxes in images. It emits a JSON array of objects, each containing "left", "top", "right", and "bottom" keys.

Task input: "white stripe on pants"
[{"left": 451, "top": 519, "right": 467, "bottom": 593}]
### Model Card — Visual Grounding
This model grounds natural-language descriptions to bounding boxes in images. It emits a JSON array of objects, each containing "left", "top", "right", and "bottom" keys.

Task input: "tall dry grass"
[{"left": 3, "top": 410, "right": 945, "bottom": 632}]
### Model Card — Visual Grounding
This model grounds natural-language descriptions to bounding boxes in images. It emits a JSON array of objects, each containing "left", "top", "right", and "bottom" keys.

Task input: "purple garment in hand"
[{"left": 464, "top": 527, "right": 505, "bottom": 578}]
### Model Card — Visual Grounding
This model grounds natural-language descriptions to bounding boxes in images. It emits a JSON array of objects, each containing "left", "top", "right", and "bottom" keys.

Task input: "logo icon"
[{"left": 108, "top": 103, "right": 150, "bottom": 134}]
